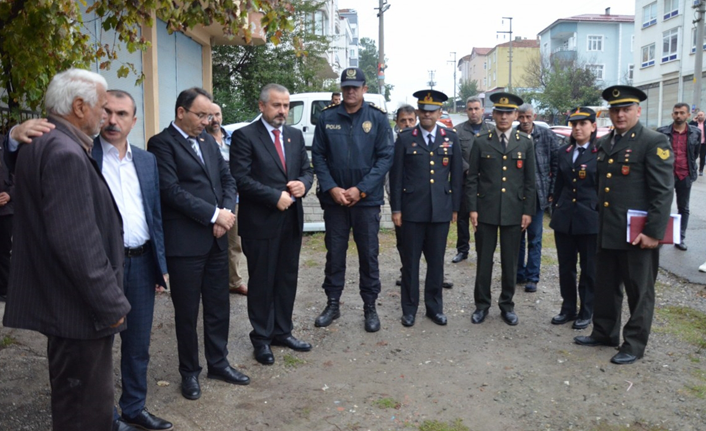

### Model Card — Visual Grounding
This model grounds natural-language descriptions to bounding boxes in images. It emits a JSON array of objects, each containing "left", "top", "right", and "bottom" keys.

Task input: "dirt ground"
[{"left": 1, "top": 223, "right": 706, "bottom": 431}]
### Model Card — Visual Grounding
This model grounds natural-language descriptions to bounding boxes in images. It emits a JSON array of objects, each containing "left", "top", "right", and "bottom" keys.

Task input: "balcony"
[{"left": 551, "top": 49, "right": 577, "bottom": 62}]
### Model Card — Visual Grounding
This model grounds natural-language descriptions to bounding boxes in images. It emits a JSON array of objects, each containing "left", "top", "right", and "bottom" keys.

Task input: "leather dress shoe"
[
  {"left": 401, "top": 314, "right": 415, "bottom": 327},
  {"left": 395, "top": 276, "right": 402, "bottom": 286},
  {"left": 207, "top": 366, "right": 250, "bottom": 385},
  {"left": 114, "top": 419, "right": 139, "bottom": 431},
  {"left": 181, "top": 376, "right": 201, "bottom": 400},
  {"left": 572, "top": 318, "right": 591, "bottom": 330},
  {"left": 452, "top": 252, "right": 468, "bottom": 263},
  {"left": 442, "top": 280, "right": 453, "bottom": 289},
  {"left": 675, "top": 242, "right": 687, "bottom": 251},
  {"left": 524, "top": 281, "right": 537, "bottom": 292},
  {"left": 574, "top": 335, "right": 618, "bottom": 347},
  {"left": 501, "top": 310, "right": 519, "bottom": 326},
  {"left": 254, "top": 345, "right": 275, "bottom": 365},
  {"left": 272, "top": 335, "right": 312, "bottom": 352},
  {"left": 611, "top": 352, "right": 638, "bottom": 365},
  {"left": 426, "top": 311, "right": 447, "bottom": 325},
  {"left": 229, "top": 284, "right": 248, "bottom": 295},
  {"left": 551, "top": 313, "right": 577, "bottom": 325},
  {"left": 363, "top": 303, "right": 381, "bottom": 332},
  {"left": 122, "top": 408, "right": 173, "bottom": 431},
  {"left": 471, "top": 308, "right": 489, "bottom": 324}
]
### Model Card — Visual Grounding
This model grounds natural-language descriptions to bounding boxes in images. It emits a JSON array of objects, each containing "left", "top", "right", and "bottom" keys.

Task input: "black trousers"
[
  {"left": 474, "top": 223, "right": 521, "bottom": 312},
  {"left": 168, "top": 241, "right": 230, "bottom": 378},
  {"left": 591, "top": 247, "right": 658, "bottom": 358},
  {"left": 699, "top": 144, "right": 706, "bottom": 172},
  {"left": 400, "top": 221, "right": 449, "bottom": 316},
  {"left": 395, "top": 225, "right": 403, "bottom": 276},
  {"left": 674, "top": 175, "right": 691, "bottom": 241},
  {"left": 0, "top": 215, "right": 12, "bottom": 296},
  {"left": 47, "top": 335, "right": 114, "bottom": 431},
  {"left": 242, "top": 209, "right": 301, "bottom": 348},
  {"left": 554, "top": 232, "right": 596, "bottom": 320},
  {"left": 456, "top": 193, "right": 471, "bottom": 255}
]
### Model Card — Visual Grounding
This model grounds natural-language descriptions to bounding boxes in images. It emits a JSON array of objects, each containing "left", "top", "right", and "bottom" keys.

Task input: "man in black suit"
[
  {"left": 2, "top": 68, "right": 131, "bottom": 431},
  {"left": 389, "top": 90, "right": 463, "bottom": 327},
  {"left": 0, "top": 135, "right": 12, "bottom": 303},
  {"left": 231, "top": 83, "right": 314, "bottom": 365},
  {"left": 147, "top": 87, "right": 249, "bottom": 400}
]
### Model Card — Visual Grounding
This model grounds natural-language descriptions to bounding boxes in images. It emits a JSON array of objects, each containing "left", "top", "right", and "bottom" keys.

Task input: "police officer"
[
  {"left": 311, "top": 67, "right": 394, "bottom": 333},
  {"left": 550, "top": 107, "right": 599, "bottom": 330},
  {"left": 466, "top": 92, "right": 536, "bottom": 326},
  {"left": 389, "top": 90, "right": 463, "bottom": 327},
  {"left": 574, "top": 86, "right": 673, "bottom": 365}
]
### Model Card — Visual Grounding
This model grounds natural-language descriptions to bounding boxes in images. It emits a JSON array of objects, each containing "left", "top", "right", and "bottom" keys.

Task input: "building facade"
[
  {"left": 458, "top": 48, "right": 492, "bottom": 92},
  {"left": 486, "top": 38, "right": 540, "bottom": 92},
  {"left": 633, "top": 0, "right": 706, "bottom": 127}
]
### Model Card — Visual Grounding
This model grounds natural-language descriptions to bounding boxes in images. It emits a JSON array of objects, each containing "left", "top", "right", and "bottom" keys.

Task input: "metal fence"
[{"left": 0, "top": 107, "right": 42, "bottom": 134}]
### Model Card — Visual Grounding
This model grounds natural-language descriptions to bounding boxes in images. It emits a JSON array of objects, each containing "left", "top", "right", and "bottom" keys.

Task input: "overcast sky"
[{"left": 338, "top": 0, "right": 636, "bottom": 109}]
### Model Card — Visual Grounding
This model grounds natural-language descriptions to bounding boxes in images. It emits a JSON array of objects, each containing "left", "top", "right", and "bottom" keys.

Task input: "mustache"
[{"left": 104, "top": 124, "right": 121, "bottom": 133}]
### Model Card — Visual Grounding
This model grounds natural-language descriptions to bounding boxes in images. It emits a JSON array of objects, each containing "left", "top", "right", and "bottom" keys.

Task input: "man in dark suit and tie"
[
  {"left": 231, "top": 83, "right": 314, "bottom": 365},
  {"left": 147, "top": 87, "right": 249, "bottom": 401},
  {"left": 2, "top": 68, "right": 131, "bottom": 431},
  {"left": 93, "top": 90, "right": 173, "bottom": 430}
]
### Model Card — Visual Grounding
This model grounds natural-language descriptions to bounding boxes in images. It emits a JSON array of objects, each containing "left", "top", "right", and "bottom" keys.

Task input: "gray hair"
[
  {"left": 518, "top": 103, "right": 534, "bottom": 114},
  {"left": 466, "top": 96, "right": 482, "bottom": 106},
  {"left": 259, "top": 83, "right": 290, "bottom": 103},
  {"left": 396, "top": 104, "right": 416, "bottom": 120},
  {"left": 45, "top": 69, "right": 108, "bottom": 116}
]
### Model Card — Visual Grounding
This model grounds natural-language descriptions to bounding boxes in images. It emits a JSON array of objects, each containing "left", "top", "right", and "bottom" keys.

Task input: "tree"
[
  {"left": 0, "top": 0, "right": 292, "bottom": 119},
  {"left": 458, "top": 79, "right": 479, "bottom": 104},
  {"left": 522, "top": 54, "right": 603, "bottom": 123},
  {"left": 358, "top": 37, "right": 393, "bottom": 101},
  {"left": 212, "top": 0, "right": 340, "bottom": 123}
]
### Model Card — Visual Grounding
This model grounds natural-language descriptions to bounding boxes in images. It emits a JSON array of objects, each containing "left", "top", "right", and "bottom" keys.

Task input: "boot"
[
  {"left": 363, "top": 303, "right": 380, "bottom": 332},
  {"left": 315, "top": 298, "right": 340, "bottom": 327}
]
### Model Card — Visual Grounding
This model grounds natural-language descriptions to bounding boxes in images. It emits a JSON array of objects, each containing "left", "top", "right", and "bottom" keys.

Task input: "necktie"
[
  {"left": 574, "top": 146, "right": 585, "bottom": 164},
  {"left": 272, "top": 129, "right": 286, "bottom": 172},
  {"left": 500, "top": 134, "right": 507, "bottom": 151},
  {"left": 427, "top": 134, "right": 434, "bottom": 146},
  {"left": 188, "top": 137, "right": 204, "bottom": 163},
  {"left": 611, "top": 133, "right": 622, "bottom": 151}
]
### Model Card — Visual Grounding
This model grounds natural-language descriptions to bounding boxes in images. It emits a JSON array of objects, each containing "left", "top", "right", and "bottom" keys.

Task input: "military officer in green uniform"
[
  {"left": 390, "top": 90, "right": 463, "bottom": 327},
  {"left": 574, "top": 85, "right": 674, "bottom": 365},
  {"left": 466, "top": 92, "right": 536, "bottom": 326}
]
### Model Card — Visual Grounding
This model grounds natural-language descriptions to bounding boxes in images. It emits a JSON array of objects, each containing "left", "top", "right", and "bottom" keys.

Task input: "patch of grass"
[
  {"left": 591, "top": 423, "right": 668, "bottom": 431},
  {"left": 0, "top": 335, "right": 16, "bottom": 349},
  {"left": 282, "top": 354, "right": 305, "bottom": 368},
  {"left": 299, "top": 406, "right": 311, "bottom": 420},
  {"left": 541, "top": 254, "right": 558, "bottom": 267},
  {"left": 688, "top": 354, "right": 701, "bottom": 363},
  {"left": 418, "top": 419, "right": 470, "bottom": 431},
  {"left": 654, "top": 280, "right": 670, "bottom": 295},
  {"left": 654, "top": 306, "right": 706, "bottom": 348},
  {"left": 685, "top": 368, "right": 706, "bottom": 399},
  {"left": 373, "top": 397, "right": 400, "bottom": 409},
  {"left": 378, "top": 228, "right": 397, "bottom": 253},
  {"left": 303, "top": 232, "right": 327, "bottom": 253},
  {"left": 303, "top": 259, "right": 319, "bottom": 268}
]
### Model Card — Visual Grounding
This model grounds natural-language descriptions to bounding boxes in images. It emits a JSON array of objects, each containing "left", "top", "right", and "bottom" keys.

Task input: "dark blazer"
[
  {"left": 92, "top": 138, "right": 168, "bottom": 285},
  {"left": 230, "top": 121, "right": 313, "bottom": 239},
  {"left": 550, "top": 141, "right": 599, "bottom": 235},
  {"left": 3, "top": 117, "right": 130, "bottom": 339},
  {"left": 595, "top": 122, "right": 674, "bottom": 249},
  {"left": 0, "top": 140, "right": 14, "bottom": 217},
  {"left": 147, "top": 124, "right": 236, "bottom": 257},
  {"left": 390, "top": 125, "right": 463, "bottom": 222},
  {"left": 524, "top": 124, "right": 558, "bottom": 210},
  {"left": 456, "top": 120, "right": 492, "bottom": 172},
  {"left": 656, "top": 123, "right": 701, "bottom": 181},
  {"left": 466, "top": 129, "right": 537, "bottom": 226}
]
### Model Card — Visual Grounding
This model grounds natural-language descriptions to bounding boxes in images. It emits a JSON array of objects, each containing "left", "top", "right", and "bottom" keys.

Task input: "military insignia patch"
[
  {"left": 622, "top": 165, "right": 630, "bottom": 175},
  {"left": 579, "top": 170, "right": 586, "bottom": 179},
  {"left": 412, "top": 142, "right": 417, "bottom": 147},
  {"left": 612, "top": 88, "right": 621, "bottom": 98},
  {"left": 657, "top": 148, "right": 670, "bottom": 160},
  {"left": 346, "top": 69, "right": 357, "bottom": 78},
  {"left": 443, "top": 157, "right": 449, "bottom": 166},
  {"left": 362, "top": 121, "right": 372, "bottom": 133},
  {"left": 517, "top": 160, "right": 523, "bottom": 169}
]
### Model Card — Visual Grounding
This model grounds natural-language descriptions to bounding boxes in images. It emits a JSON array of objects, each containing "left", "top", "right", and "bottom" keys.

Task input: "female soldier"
[{"left": 549, "top": 107, "right": 599, "bottom": 330}]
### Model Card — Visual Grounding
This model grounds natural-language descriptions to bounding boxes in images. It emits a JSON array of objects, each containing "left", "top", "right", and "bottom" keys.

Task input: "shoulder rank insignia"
[
  {"left": 566, "top": 145, "right": 573, "bottom": 153},
  {"left": 370, "top": 103, "right": 387, "bottom": 114},
  {"left": 322, "top": 104, "right": 337, "bottom": 111},
  {"left": 657, "top": 148, "right": 670, "bottom": 160},
  {"left": 412, "top": 128, "right": 419, "bottom": 137},
  {"left": 440, "top": 128, "right": 447, "bottom": 136}
]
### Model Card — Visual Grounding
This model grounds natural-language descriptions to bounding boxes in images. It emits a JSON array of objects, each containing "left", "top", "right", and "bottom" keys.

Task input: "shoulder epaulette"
[
  {"left": 369, "top": 103, "right": 387, "bottom": 114},
  {"left": 322, "top": 103, "right": 338, "bottom": 111},
  {"left": 477, "top": 130, "right": 492, "bottom": 138}
]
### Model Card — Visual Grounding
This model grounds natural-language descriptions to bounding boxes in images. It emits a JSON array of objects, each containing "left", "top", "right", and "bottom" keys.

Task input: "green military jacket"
[
  {"left": 466, "top": 128, "right": 536, "bottom": 226},
  {"left": 456, "top": 120, "right": 492, "bottom": 173},
  {"left": 595, "top": 121, "right": 674, "bottom": 250}
]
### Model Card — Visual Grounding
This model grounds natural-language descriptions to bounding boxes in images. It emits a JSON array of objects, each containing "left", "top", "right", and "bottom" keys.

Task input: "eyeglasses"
[{"left": 184, "top": 108, "right": 213, "bottom": 122}]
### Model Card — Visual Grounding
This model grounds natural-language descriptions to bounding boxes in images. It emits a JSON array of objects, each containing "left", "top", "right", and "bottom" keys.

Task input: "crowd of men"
[{"left": 0, "top": 66, "right": 688, "bottom": 430}]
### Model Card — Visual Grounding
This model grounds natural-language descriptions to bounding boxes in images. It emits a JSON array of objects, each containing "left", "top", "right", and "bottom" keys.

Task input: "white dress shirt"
[{"left": 573, "top": 142, "right": 590, "bottom": 163}]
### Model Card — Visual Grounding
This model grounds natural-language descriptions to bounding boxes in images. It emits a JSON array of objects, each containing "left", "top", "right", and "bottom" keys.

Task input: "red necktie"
[{"left": 272, "top": 129, "right": 286, "bottom": 173}]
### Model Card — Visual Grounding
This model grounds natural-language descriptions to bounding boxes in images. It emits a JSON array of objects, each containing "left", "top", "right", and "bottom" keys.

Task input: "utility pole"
[
  {"left": 497, "top": 17, "right": 513, "bottom": 92},
  {"left": 428, "top": 70, "right": 436, "bottom": 89},
  {"left": 376, "top": 0, "right": 390, "bottom": 96},
  {"left": 694, "top": 1, "right": 705, "bottom": 112},
  {"left": 447, "top": 52, "right": 457, "bottom": 112}
]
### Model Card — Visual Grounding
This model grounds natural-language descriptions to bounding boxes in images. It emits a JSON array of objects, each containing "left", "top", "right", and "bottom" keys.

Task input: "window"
[
  {"left": 587, "top": 35, "right": 604, "bottom": 51},
  {"left": 310, "top": 100, "right": 329, "bottom": 126},
  {"left": 587, "top": 64, "right": 604, "bottom": 80},
  {"left": 662, "top": 28, "right": 679, "bottom": 63},
  {"left": 628, "top": 64, "right": 634, "bottom": 81},
  {"left": 691, "top": 28, "right": 706, "bottom": 53},
  {"left": 664, "top": 0, "right": 679, "bottom": 20},
  {"left": 643, "top": 2, "right": 657, "bottom": 28},
  {"left": 287, "top": 101, "right": 304, "bottom": 125},
  {"left": 642, "top": 43, "right": 656, "bottom": 67}
]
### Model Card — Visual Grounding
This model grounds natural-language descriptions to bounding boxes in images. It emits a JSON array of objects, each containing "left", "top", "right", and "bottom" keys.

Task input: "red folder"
[{"left": 627, "top": 211, "right": 680, "bottom": 245}]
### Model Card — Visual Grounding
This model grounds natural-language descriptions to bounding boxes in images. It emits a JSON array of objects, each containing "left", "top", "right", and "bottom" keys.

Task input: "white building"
[{"left": 633, "top": 0, "right": 706, "bottom": 127}]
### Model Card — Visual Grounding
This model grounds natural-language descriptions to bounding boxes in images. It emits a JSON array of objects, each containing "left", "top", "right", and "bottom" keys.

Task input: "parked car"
[{"left": 438, "top": 111, "right": 454, "bottom": 128}]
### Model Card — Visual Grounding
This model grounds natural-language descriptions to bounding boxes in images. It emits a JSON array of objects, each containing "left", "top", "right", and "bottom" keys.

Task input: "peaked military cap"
[
  {"left": 602, "top": 85, "right": 647, "bottom": 108},
  {"left": 489, "top": 92, "right": 523, "bottom": 112},
  {"left": 413, "top": 89, "right": 448, "bottom": 111},
  {"left": 568, "top": 106, "right": 597, "bottom": 123},
  {"left": 340, "top": 67, "right": 366, "bottom": 87}
]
